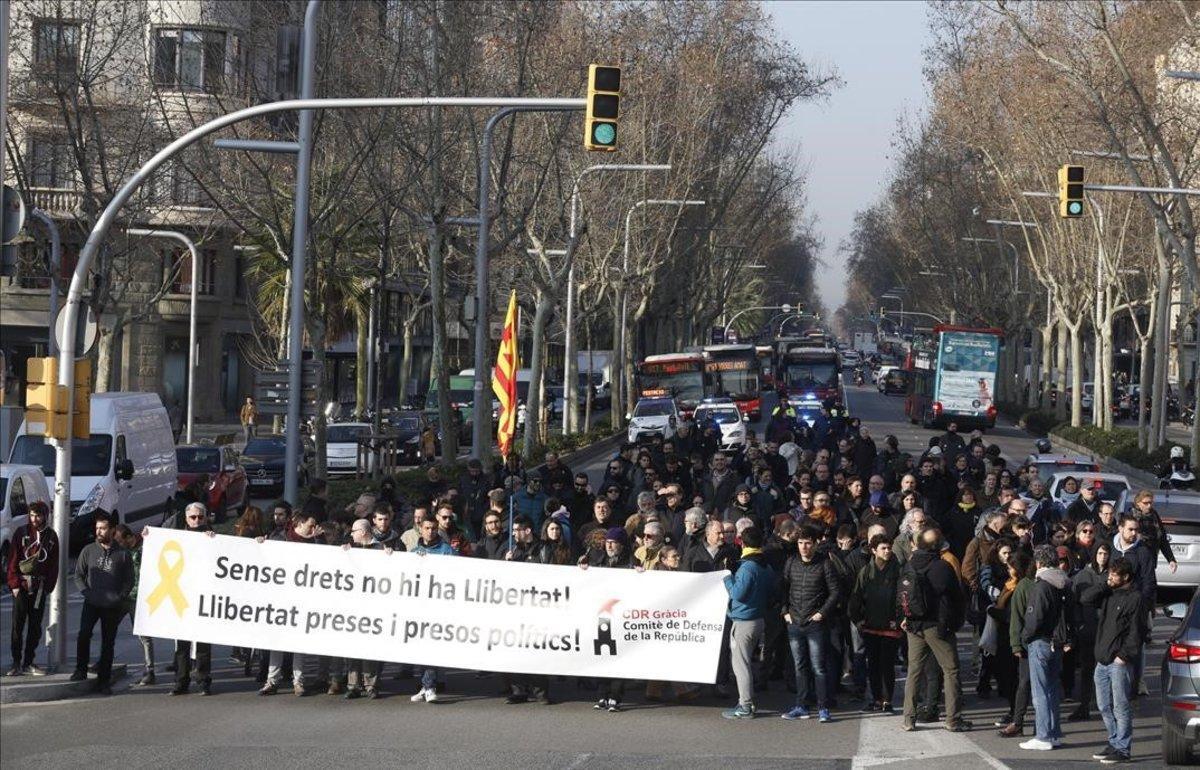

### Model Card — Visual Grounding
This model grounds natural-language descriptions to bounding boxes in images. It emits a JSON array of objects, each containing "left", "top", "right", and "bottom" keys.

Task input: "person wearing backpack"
[
  {"left": 1018, "top": 544, "right": 1078, "bottom": 751},
  {"left": 898, "top": 527, "right": 971, "bottom": 732}
]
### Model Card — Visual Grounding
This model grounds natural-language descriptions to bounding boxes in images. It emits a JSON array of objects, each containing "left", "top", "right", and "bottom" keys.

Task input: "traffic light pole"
[
  {"left": 126, "top": 229, "right": 200, "bottom": 444},
  {"left": 44, "top": 93, "right": 587, "bottom": 671},
  {"left": 469, "top": 105, "right": 584, "bottom": 463}
]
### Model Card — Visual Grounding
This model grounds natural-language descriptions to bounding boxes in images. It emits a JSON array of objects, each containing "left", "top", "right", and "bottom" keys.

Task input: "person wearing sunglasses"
[{"left": 165, "top": 503, "right": 216, "bottom": 696}]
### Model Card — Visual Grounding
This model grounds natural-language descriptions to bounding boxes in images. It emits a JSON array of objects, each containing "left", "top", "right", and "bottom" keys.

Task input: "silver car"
[
  {"left": 1116, "top": 489, "right": 1200, "bottom": 589},
  {"left": 1161, "top": 595, "right": 1200, "bottom": 765}
]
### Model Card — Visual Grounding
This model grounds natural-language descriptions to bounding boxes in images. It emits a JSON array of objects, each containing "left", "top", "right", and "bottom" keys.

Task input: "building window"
[
  {"left": 153, "top": 28, "right": 226, "bottom": 93},
  {"left": 163, "top": 247, "right": 217, "bottom": 296},
  {"left": 32, "top": 18, "right": 80, "bottom": 86},
  {"left": 154, "top": 161, "right": 205, "bottom": 205},
  {"left": 28, "top": 136, "right": 75, "bottom": 188}
]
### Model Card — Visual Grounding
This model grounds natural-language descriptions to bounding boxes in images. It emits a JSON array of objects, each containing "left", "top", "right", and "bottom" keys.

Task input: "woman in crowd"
[
  {"left": 231, "top": 505, "right": 266, "bottom": 674},
  {"left": 992, "top": 549, "right": 1034, "bottom": 731},
  {"left": 534, "top": 519, "right": 576, "bottom": 565},
  {"left": 848, "top": 534, "right": 902, "bottom": 714},
  {"left": 1068, "top": 541, "right": 1110, "bottom": 722}
]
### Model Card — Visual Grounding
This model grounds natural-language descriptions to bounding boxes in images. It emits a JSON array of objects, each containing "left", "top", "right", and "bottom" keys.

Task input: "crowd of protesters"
[{"left": 2, "top": 398, "right": 1171, "bottom": 760}]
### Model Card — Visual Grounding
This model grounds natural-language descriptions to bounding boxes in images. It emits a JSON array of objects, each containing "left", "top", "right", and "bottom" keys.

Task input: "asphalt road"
[{"left": 0, "top": 385, "right": 1190, "bottom": 769}]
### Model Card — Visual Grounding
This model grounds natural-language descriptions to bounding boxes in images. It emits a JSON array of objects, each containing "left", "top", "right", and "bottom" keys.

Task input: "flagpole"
[{"left": 507, "top": 479, "right": 514, "bottom": 554}]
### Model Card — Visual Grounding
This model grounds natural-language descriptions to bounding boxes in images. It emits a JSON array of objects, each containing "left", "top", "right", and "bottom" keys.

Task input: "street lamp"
[
  {"left": 127, "top": 228, "right": 200, "bottom": 444},
  {"left": 616, "top": 199, "right": 705, "bottom": 422},
  {"left": 562, "top": 163, "right": 669, "bottom": 434}
]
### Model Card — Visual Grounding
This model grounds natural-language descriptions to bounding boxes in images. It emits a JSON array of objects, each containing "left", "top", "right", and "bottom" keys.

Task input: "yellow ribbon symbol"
[{"left": 146, "top": 540, "right": 189, "bottom": 617}]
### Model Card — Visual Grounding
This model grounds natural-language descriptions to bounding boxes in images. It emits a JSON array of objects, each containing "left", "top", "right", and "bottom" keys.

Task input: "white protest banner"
[{"left": 133, "top": 528, "right": 731, "bottom": 683}]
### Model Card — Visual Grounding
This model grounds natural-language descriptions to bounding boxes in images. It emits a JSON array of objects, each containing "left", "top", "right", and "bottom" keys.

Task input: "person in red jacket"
[{"left": 6, "top": 501, "right": 59, "bottom": 676}]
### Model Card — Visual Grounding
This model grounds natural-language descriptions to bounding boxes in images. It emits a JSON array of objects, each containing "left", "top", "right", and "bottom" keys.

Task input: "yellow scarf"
[{"left": 741, "top": 546, "right": 762, "bottom": 559}]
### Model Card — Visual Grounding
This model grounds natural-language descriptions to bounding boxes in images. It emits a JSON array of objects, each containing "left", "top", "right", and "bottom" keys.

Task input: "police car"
[{"left": 694, "top": 398, "right": 747, "bottom": 450}]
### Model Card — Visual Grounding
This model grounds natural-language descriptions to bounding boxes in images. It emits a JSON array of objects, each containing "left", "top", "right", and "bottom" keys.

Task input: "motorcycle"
[
  {"left": 853, "top": 368, "right": 865, "bottom": 387},
  {"left": 1157, "top": 450, "right": 1196, "bottom": 490}
]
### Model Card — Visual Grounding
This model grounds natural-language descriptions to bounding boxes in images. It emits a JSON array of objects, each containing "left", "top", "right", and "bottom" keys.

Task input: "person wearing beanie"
[{"left": 861, "top": 491, "right": 900, "bottom": 541}]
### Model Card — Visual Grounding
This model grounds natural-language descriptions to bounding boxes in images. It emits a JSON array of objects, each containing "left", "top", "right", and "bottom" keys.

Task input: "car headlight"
[{"left": 75, "top": 484, "right": 105, "bottom": 518}]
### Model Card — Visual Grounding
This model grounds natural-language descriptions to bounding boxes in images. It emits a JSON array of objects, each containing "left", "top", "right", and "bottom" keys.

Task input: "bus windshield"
[
  {"left": 638, "top": 370, "right": 704, "bottom": 402},
  {"left": 784, "top": 363, "right": 838, "bottom": 390},
  {"left": 712, "top": 368, "right": 759, "bottom": 400}
]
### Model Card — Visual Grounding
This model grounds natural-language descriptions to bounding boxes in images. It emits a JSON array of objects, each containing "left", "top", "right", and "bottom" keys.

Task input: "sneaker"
[
  {"left": 881, "top": 702, "right": 895, "bottom": 715},
  {"left": 1100, "top": 751, "right": 1131, "bottom": 764},
  {"left": 410, "top": 688, "right": 428, "bottom": 703},
  {"left": 782, "top": 706, "right": 809, "bottom": 720},
  {"left": 344, "top": 689, "right": 361, "bottom": 700},
  {"left": 294, "top": 682, "right": 307, "bottom": 697},
  {"left": 258, "top": 683, "right": 277, "bottom": 696},
  {"left": 327, "top": 681, "right": 344, "bottom": 696},
  {"left": 818, "top": 709, "right": 832, "bottom": 723},
  {"left": 69, "top": 669, "right": 88, "bottom": 682},
  {"left": 137, "top": 672, "right": 156, "bottom": 687},
  {"left": 5, "top": 666, "right": 24, "bottom": 676},
  {"left": 424, "top": 688, "right": 439, "bottom": 703},
  {"left": 25, "top": 665, "right": 47, "bottom": 677},
  {"left": 607, "top": 700, "right": 622, "bottom": 713},
  {"left": 900, "top": 722, "right": 916, "bottom": 732},
  {"left": 721, "top": 703, "right": 754, "bottom": 719},
  {"left": 365, "top": 689, "right": 379, "bottom": 700},
  {"left": 1092, "top": 745, "right": 1117, "bottom": 760},
  {"left": 1018, "top": 738, "right": 1055, "bottom": 751},
  {"left": 593, "top": 698, "right": 611, "bottom": 710},
  {"left": 200, "top": 680, "right": 212, "bottom": 696}
]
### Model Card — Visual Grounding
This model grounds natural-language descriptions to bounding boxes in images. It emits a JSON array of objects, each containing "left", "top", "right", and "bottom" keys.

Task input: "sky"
[{"left": 764, "top": 0, "right": 932, "bottom": 313}]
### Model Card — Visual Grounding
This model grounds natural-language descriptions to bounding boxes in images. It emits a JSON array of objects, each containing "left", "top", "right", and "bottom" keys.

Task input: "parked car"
[
  {"left": 9, "top": 393, "right": 178, "bottom": 551},
  {"left": 1115, "top": 488, "right": 1200, "bottom": 589},
  {"left": 694, "top": 398, "right": 747, "bottom": 450},
  {"left": 627, "top": 397, "right": 679, "bottom": 445},
  {"left": 326, "top": 422, "right": 372, "bottom": 476},
  {"left": 1, "top": 464, "right": 52, "bottom": 564},
  {"left": 1046, "top": 471, "right": 1131, "bottom": 506},
  {"left": 1161, "top": 594, "right": 1200, "bottom": 765},
  {"left": 1024, "top": 453, "right": 1102, "bottom": 485},
  {"left": 385, "top": 410, "right": 434, "bottom": 466},
  {"left": 175, "top": 444, "right": 248, "bottom": 522},
  {"left": 240, "top": 435, "right": 315, "bottom": 497}
]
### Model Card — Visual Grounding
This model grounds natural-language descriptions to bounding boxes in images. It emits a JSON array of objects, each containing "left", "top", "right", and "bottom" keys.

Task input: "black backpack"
[{"left": 896, "top": 560, "right": 930, "bottom": 620}]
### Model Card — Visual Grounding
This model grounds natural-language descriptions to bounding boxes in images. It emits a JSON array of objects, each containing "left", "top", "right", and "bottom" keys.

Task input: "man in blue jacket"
[{"left": 722, "top": 525, "right": 776, "bottom": 719}]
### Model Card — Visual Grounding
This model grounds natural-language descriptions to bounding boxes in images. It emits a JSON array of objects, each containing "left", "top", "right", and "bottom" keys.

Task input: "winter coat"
[
  {"left": 848, "top": 556, "right": 901, "bottom": 633},
  {"left": 724, "top": 552, "right": 777, "bottom": 621},
  {"left": 780, "top": 551, "right": 841, "bottom": 624},
  {"left": 73, "top": 542, "right": 134, "bottom": 609},
  {"left": 1110, "top": 535, "right": 1157, "bottom": 606},
  {"left": 1021, "top": 567, "right": 1076, "bottom": 647},
  {"left": 903, "top": 548, "right": 965, "bottom": 635},
  {"left": 682, "top": 541, "right": 738, "bottom": 574},
  {"left": 1094, "top": 583, "right": 1148, "bottom": 665},
  {"left": 6, "top": 524, "right": 59, "bottom": 594},
  {"left": 1072, "top": 565, "right": 1108, "bottom": 644}
]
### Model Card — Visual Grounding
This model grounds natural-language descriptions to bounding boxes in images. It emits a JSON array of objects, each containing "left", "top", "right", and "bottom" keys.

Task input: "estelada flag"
[{"left": 492, "top": 291, "right": 519, "bottom": 458}]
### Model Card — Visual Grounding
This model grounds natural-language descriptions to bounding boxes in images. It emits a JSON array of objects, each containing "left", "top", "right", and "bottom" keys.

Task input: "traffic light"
[
  {"left": 1058, "top": 165, "right": 1085, "bottom": 218},
  {"left": 73, "top": 358, "right": 92, "bottom": 438},
  {"left": 24, "top": 357, "right": 69, "bottom": 439},
  {"left": 584, "top": 64, "right": 620, "bottom": 152}
]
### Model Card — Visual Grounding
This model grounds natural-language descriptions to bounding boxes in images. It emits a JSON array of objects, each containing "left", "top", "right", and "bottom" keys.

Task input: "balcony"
[{"left": 27, "top": 187, "right": 82, "bottom": 216}]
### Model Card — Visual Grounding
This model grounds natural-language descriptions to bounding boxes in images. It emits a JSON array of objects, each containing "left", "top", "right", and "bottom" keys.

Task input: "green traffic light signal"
[
  {"left": 1067, "top": 200, "right": 1083, "bottom": 216},
  {"left": 592, "top": 122, "right": 616, "bottom": 146}
]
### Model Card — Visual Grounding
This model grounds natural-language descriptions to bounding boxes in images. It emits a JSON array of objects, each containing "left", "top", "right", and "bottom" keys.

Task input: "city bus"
[
  {"left": 780, "top": 347, "right": 842, "bottom": 424},
  {"left": 637, "top": 353, "right": 711, "bottom": 419},
  {"left": 904, "top": 325, "right": 1003, "bottom": 430},
  {"left": 703, "top": 344, "right": 762, "bottom": 420},
  {"left": 755, "top": 345, "right": 776, "bottom": 391}
]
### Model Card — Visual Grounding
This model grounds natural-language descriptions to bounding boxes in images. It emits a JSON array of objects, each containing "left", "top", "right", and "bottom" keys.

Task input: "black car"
[
  {"left": 385, "top": 410, "right": 434, "bottom": 465},
  {"left": 240, "top": 435, "right": 315, "bottom": 496}
]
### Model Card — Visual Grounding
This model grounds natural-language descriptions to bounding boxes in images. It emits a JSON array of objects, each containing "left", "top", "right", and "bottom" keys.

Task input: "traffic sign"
[
  {"left": 1, "top": 184, "right": 25, "bottom": 277},
  {"left": 253, "top": 361, "right": 321, "bottom": 416},
  {"left": 54, "top": 304, "right": 99, "bottom": 356}
]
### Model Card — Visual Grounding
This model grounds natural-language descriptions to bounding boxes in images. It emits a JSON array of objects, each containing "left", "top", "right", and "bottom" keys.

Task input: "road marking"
[
  {"left": 563, "top": 753, "right": 592, "bottom": 770},
  {"left": 851, "top": 712, "right": 1010, "bottom": 770}
]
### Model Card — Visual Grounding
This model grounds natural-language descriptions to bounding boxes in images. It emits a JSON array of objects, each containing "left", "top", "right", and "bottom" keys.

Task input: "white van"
[
  {"left": 8, "top": 393, "right": 178, "bottom": 548},
  {"left": 1, "top": 464, "right": 52, "bottom": 563}
]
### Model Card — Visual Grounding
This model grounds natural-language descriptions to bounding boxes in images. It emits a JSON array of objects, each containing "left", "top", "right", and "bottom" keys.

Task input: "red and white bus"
[
  {"left": 703, "top": 344, "right": 763, "bottom": 420},
  {"left": 637, "top": 353, "right": 711, "bottom": 419}
]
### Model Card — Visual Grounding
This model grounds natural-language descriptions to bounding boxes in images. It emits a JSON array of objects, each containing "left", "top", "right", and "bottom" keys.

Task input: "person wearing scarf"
[{"left": 6, "top": 501, "right": 59, "bottom": 676}]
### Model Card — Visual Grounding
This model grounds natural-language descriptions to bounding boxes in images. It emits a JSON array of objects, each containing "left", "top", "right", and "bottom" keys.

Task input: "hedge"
[
  {"left": 996, "top": 401, "right": 1062, "bottom": 437},
  {"left": 1052, "top": 424, "right": 1183, "bottom": 473}
]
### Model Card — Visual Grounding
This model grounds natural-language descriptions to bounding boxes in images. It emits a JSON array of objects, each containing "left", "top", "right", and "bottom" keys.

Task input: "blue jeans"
[
  {"left": 1094, "top": 661, "right": 1133, "bottom": 753},
  {"left": 421, "top": 667, "right": 439, "bottom": 690},
  {"left": 1027, "top": 639, "right": 1062, "bottom": 741},
  {"left": 787, "top": 620, "right": 828, "bottom": 709}
]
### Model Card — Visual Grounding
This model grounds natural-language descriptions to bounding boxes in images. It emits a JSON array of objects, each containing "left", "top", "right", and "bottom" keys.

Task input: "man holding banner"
[{"left": 168, "top": 503, "right": 216, "bottom": 696}]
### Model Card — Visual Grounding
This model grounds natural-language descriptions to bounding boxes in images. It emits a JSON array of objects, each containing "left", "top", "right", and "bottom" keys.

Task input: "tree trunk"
[
  {"left": 583, "top": 317, "right": 594, "bottom": 432},
  {"left": 1152, "top": 261, "right": 1171, "bottom": 448},
  {"left": 1027, "top": 324, "right": 1042, "bottom": 409},
  {"left": 95, "top": 315, "right": 122, "bottom": 394},
  {"left": 428, "top": 224, "right": 458, "bottom": 461},
  {"left": 522, "top": 289, "right": 552, "bottom": 459},
  {"left": 310, "top": 314, "right": 329, "bottom": 480},
  {"left": 611, "top": 287, "right": 624, "bottom": 430},
  {"left": 1138, "top": 330, "right": 1153, "bottom": 450},
  {"left": 354, "top": 305, "right": 368, "bottom": 421},
  {"left": 398, "top": 318, "right": 415, "bottom": 405},
  {"left": 1040, "top": 320, "right": 1053, "bottom": 410},
  {"left": 1069, "top": 322, "right": 1084, "bottom": 427},
  {"left": 1055, "top": 319, "right": 1068, "bottom": 422}
]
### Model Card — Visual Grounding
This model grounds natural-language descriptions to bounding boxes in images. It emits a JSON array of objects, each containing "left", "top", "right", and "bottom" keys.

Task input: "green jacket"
[
  {"left": 1008, "top": 577, "right": 1034, "bottom": 653},
  {"left": 848, "top": 556, "right": 901, "bottom": 632}
]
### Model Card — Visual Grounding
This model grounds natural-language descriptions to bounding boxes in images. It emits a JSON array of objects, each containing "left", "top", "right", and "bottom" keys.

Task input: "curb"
[
  {"left": 1047, "top": 431, "right": 1161, "bottom": 490},
  {"left": 0, "top": 663, "right": 127, "bottom": 705}
]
